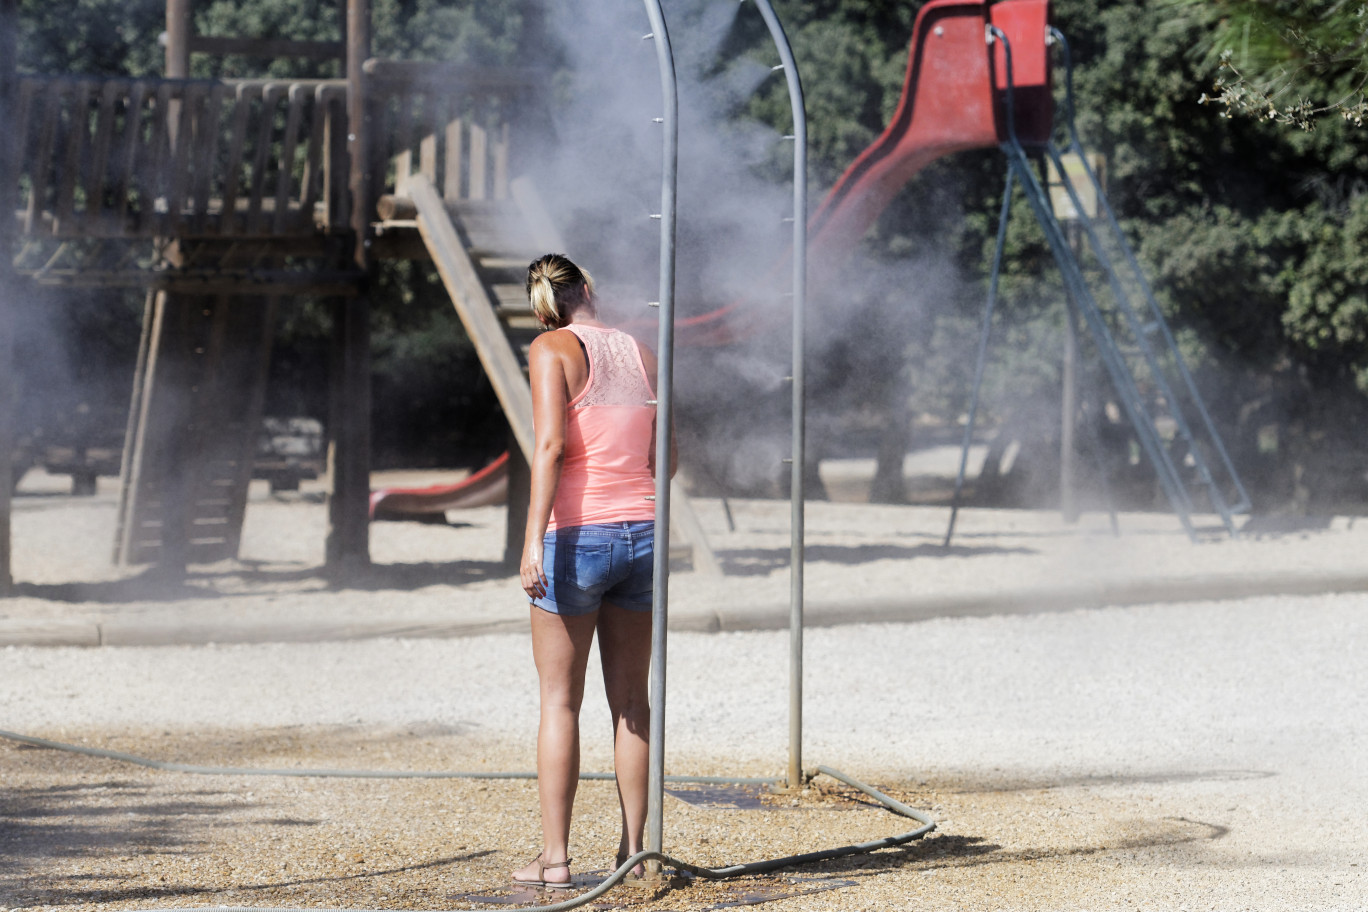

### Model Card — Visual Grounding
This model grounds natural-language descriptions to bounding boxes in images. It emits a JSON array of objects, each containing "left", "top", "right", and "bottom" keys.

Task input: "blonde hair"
[{"left": 526, "top": 253, "right": 595, "bottom": 329}]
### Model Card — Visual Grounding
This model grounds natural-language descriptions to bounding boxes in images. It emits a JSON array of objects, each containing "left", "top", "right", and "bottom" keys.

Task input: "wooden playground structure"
[
  {"left": 0, "top": 0, "right": 723, "bottom": 593},
  {"left": 0, "top": 0, "right": 1250, "bottom": 594}
]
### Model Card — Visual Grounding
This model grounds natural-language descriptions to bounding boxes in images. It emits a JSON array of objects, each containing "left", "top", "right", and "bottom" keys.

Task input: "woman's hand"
[{"left": 521, "top": 540, "right": 549, "bottom": 601}]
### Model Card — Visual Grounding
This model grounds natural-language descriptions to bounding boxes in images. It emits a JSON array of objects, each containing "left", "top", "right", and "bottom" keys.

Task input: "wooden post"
[
  {"left": 0, "top": 0, "right": 19, "bottom": 595},
  {"left": 327, "top": 292, "right": 372, "bottom": 569},
  {"left": 130, "top": 0, "right": 195, "bottom": 575},
  {"left": 158, "top": 296, "right": 193, "bottom": 576},
  {"left": 1048, "top": 156, "right": 1103, "bottom": 525},
  {"left": 115, "top": 290, "right": 194, "bottom": 574},
  {"left": 870, "top": 363, "right": 910, "bottom": 505},
  {"left": 165, "top": 0, "right": 191, "bottom": 154},
  {"left": 346, "top": 0, "right": 371, "bottom": 269},
  {"left": 113, "top": 291, "right": 158, "bottom": 562},
  {"left": 325, "top": 0, "right": 373, "bottom": 569},
  {"left": 165, "top": 0, "right": 192, "bottom": 77}
]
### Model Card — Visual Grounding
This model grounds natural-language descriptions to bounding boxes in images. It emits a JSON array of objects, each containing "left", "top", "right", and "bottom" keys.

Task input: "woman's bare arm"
[{"left": 521, "top": 333, "right": 572, "bottom": 599}]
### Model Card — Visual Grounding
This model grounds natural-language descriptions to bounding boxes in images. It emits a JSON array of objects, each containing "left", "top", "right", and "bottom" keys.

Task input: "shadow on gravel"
[
  {"left": 1239, "top": 514, "right": 1336, "bottom": 538},
  {"left": 940, "top": 769, "right": 1276, "bottom": 794},
  {"left": 0, "top": 780, "right": 231, "bottom": 885},
  {"left": 11, "top": 559, "right": 514, "bottom": 603},
  {"left": 4, "top": 850, "right": 493, "bottom": 907},
  {"left": 812, "top": 815, "right": 1227, "bottom": 880},
  {"left": 859, "top": 821, "right": 1224, "bottom": 875},
  {"left": 216, "top": 559, "right": 513, "bottom": 592},
  {"left": 916, "top": 818, "right": 1229, "bottom": 870},
  {"left": 11, "top": 569, "right": 219, "bottom": 603},
  {"left": 719, "top": 543, "right": 1036, "bottom": 577},
  {"left": 0, "top": 768, "right": 496, "bottom": 907},
  {"left": 459, "top": 871, "right": 858, "bottom": 910},
  {"left": 176, "top": 850, "right": 493, "bottom": 898},
  {"left": 310, "top": 560, "right": 513, "bottom": 591}
]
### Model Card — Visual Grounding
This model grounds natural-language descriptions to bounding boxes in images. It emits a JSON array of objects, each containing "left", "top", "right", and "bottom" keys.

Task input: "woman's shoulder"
[{"left": 528, "top": 327, "right": 582, "bottom": 356}]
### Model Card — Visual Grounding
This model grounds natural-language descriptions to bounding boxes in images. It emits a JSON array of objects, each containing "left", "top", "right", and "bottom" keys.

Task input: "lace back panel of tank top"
[{"left": 573, "top": 329, "right": 653, "bottom": 409}]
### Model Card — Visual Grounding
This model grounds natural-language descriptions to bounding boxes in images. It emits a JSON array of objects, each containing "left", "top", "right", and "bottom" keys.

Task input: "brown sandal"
[{"left": 511, "top": 853, "right": 573, "bottom": 889}]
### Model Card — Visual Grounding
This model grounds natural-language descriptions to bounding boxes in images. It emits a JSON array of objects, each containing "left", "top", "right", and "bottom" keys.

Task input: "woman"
[{"left": 512, "top": 254, "right": 672, "bottom": 889}]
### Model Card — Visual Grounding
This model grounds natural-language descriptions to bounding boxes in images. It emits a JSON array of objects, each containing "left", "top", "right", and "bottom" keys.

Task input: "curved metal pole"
[
  {"left": 748, "top": 0, "right": 808, "bottom": 792},
  {"left": 641, "top": 0, "right": 679, "bottom": 868}
]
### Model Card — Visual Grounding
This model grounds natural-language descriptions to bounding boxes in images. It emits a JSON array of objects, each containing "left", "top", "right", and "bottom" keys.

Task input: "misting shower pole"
[
  {"left": 749, "top": 0, "right": 808, "bottom": 791},
  {"left": 642, "top": 0, "right": 679, "bottom": 873}
]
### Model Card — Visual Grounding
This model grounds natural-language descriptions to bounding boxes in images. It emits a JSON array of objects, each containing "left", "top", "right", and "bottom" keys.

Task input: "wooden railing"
[
  {"left": 15, "top": 76, "right": 347, "bottom": 238},
  {"left": 13, "top": 65, "right": 542, "bottom": 241},
  {"left": 364, "top": 62, "right": 541, "bottom": 208}
]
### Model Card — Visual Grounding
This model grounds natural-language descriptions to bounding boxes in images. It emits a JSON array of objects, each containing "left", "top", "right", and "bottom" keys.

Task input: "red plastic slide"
[
  {"left": 675, "top": 0, "right": 1052, "bottom": 346},
  {"left": 369, "top": 451, "right": 510, "bottom": 520}
]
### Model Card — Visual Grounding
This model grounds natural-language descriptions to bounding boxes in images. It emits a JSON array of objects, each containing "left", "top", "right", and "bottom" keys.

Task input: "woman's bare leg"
[
  {"left": 513, "top": 606, "right": 598, "bottom": 883},
  {"left": 597, "top": 601, "right": 653, "bottom": 867}
]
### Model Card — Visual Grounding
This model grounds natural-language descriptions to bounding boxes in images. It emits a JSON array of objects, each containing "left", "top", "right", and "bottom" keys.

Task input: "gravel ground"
[
  {"left": 5, "top": 467, "right": 1368, "bottom": 909},
  {"left": 3, "top": 593, "right": 1367, "bottom": 910}
]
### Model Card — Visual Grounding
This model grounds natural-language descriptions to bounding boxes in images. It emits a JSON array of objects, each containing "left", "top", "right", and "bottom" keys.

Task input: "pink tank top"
[{"left": 547, "top": 324, "right": 658, "bottom": 530}]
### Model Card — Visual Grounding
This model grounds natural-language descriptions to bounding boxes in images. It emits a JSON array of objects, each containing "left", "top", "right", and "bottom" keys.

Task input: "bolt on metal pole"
[
  {"left": 641, "top": 0, "right": 678, "bottom": 872},
  {"left": 748, "top": 0, "right": 807, "bottom": 792}
]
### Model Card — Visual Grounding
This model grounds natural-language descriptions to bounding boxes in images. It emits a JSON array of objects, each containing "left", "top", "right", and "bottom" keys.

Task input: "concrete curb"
[
  {"left": 97, "top": 617, "right": 529, "bottom": 647},
  {"left": 710, "top": 571, "right": 1368, "bottom": 631},
  {"left": 0, "top": 622, "right": 102, "bottom": 648},
  {"left": 0, "top": 617, "right": 527, "bottom": 648},
  {"left": 3, "top": 571, "right": 1368, "bottom": 648}
]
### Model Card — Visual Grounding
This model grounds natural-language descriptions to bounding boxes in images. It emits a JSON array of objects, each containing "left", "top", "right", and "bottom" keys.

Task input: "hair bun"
[{"left": 526, "top": 254, "right": 594, "bottom": 330}]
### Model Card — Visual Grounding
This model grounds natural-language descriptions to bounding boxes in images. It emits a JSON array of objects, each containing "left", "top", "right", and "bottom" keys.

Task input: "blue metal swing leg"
[{"left": 944, "top": 168, "right": 1015, "bottom": 548}]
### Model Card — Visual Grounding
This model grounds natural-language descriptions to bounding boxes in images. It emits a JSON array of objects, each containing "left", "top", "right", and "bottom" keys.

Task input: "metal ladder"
[{"left": 948, "top": 25, "right": 1250, "bottom": 543}]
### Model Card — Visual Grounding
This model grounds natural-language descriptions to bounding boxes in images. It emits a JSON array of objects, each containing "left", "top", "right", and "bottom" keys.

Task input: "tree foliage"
[
  {"left": 16, "top": 0, "right": 165, "bottom": 76},
  {"left": 1166, "top": 0, "right": 1368, "bottom": 130},
  {"left": 15, "top": 0, "right": 531, "bottom": 78}
]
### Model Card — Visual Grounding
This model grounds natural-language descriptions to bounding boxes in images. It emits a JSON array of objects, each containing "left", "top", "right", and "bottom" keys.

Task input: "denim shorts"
[{"left": 532, "top": 521, "right": 655, "bottom": 616}]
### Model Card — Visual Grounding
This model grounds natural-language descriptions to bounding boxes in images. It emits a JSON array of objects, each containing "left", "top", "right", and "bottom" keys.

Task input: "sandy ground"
[{"left": 2, "top": 466, "right": 1368, "bottom": 910}]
